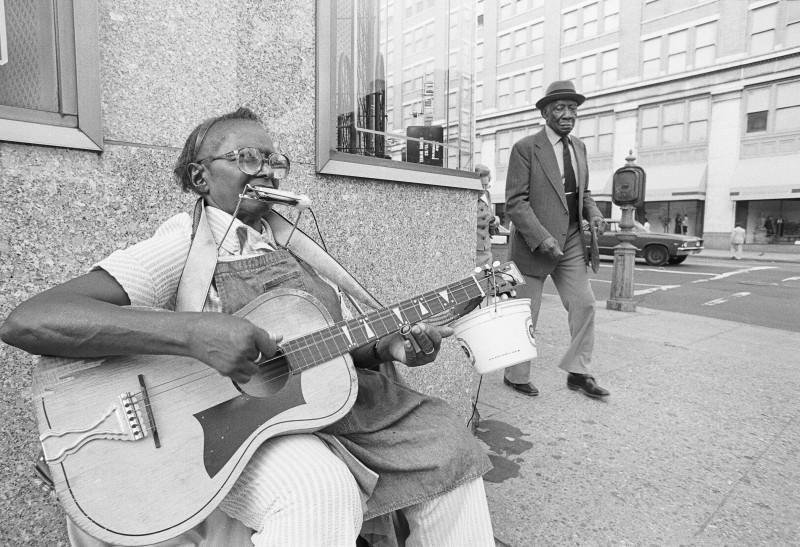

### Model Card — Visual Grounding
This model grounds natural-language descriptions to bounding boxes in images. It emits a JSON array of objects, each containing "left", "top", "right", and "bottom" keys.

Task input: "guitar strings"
[{"left": 105, "top": 272, "right": 504, "bottom": 409}]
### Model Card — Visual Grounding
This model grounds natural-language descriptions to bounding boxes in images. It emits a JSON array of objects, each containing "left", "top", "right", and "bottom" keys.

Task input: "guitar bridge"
[{"left": 40, "top": 392, "right": 149, "bottom": 464}]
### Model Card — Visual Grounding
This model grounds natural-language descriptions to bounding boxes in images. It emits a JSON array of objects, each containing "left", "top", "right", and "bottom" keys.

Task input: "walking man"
[{"left": 502, "top": 81, "right": 610, "bottom": 399}]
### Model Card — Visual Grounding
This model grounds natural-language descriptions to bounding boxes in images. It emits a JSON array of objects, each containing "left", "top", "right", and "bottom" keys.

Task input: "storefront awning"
[
  {"left": 642, "top": 162, "right": 707, "bottom": 202},
  {"left": 729, "top": 155, "right": 800, "bottom": 201}
]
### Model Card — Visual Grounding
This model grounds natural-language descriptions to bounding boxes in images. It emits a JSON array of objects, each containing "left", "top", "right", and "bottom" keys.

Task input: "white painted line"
[
  {"left": 693, "top": 266, "right": 776, "bottom": 283},
  {"left": 783, "top": 276, "right": 800, "bottom": 282},
  {"left": 702, "top": 292, "right": 751, "bottom": 306},
  {"left": 634, "top": 285, "right": 681, "bottom": 296},
  {"left": 636, "top": 268, "right": 717, "bottom": 276}
]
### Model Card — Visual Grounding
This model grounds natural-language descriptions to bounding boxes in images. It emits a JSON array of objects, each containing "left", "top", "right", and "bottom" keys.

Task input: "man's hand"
[
  {"left": 377, "top": 323, "right": 454, "bottom": 367},
  {"left": 186, "top": 313, "right": 282, "bottom": 384},
  {"left": 537, "top": 236, "right": 563, "bottom": 259},
  {"left": 591, "top": 217, "right": 607, "bottom": 235}
]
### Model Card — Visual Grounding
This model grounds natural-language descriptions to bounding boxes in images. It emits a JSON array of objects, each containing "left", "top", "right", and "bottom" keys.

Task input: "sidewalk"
[{"left": 478, "top": 295, "right": 800, "bottom": 546}]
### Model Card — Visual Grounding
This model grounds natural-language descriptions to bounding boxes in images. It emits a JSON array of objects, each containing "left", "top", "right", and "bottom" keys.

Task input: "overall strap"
[
  {"left": 266, "top": 209, "right": 383, "bottom": 312},
  {"left": 175, "top": 199, "right": 218, "bottom": 312}
]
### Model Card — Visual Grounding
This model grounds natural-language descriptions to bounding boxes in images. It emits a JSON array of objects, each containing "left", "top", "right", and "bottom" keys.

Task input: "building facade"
[{"left": 475, "top": 0, "right": 800, "bottom": 248}]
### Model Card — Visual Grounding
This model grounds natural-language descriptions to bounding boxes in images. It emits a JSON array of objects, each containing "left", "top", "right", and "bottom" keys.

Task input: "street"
[{"left": 492, "top": 246, "right": 800, "bottom": 333}]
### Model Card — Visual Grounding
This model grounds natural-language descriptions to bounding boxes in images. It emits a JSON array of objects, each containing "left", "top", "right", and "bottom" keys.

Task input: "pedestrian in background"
[
  {"left": 475, "top": 164, "right": 500, "bottom": 268},
  {"left": 730, "top": 223, "right": 746, "bottom": 259},
  {"left": 674, "top": 213, "right": 682, "bottom": 234},
  {"left": 643, "top": 216, "right": 651, "bottom": 232},
  {"left": 502, "top": 80, "right": 610, "bottom": 400},
  {"left": 682, "top": 214, "right": 689, "bottom": 235}
]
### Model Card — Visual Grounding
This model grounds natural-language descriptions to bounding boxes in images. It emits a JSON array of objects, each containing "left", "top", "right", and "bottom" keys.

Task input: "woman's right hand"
[{"left": 185, "top": 313, "right": 282, "bottom": 384}]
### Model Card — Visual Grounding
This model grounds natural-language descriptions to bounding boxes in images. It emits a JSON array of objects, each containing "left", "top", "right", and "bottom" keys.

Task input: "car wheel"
[
  {"left": 668, "top": 256, "right": 687, "bottom": 265},
  {"left": 644, "top": 245, "right": 669, "bottom": 266}
]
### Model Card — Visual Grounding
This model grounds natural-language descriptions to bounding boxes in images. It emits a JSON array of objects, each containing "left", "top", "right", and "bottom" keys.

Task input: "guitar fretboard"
[{"left": 280, "top": 274, "right": 486, "bottom": 371}]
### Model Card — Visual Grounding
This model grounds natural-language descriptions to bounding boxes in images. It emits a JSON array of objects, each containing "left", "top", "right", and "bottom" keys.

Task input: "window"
[
  {"left": 775, "top": 81, "right": 800, "bottom": 132},
  {"left": 476, "top": 42, "right": 484, "bottom": 74},
  {"left": 563, "top": 10, "right": 578, "bottom": 43},
  {"left": 562, "top": 49, "right": 616, "bottom": 93},
  {"left": 317, "top": 1, "right": 479, "bottom": 186},
  {"left": 750, "top": 4, "right": 777, "bottom": 55},
  {"left": 577, "top": 113, "right": 614, "bottom": 155},
  {"left": 641, "top": 107, "right": 659, "bottom": 147},
  {"left": 561, "top": 59, "right": 577, "bottom": 81},
  {"left": 746, "top": 87, "right": 770, "bottom": 133},
  {"left": 787, "top": 1, "right": 800, "bottom": 48},
  {"left": 531, "top": 21, "right": 543, "bottom": 55},
  {"left": 475, "top": 84, "right": 484, "bottom": 114},
  {"left": 0, "top": 0, "right": 102, "bottom": 150},
  {"left": 694, "top": 22, "right": 716, "bottom": 68},
  {"left": 530, "top": 68, "right": 543, "bottom": 103},
  {"left": 604, "top": 0, "right": 619, "bottom": 32},
  {"left": 667, "top": 30, "right": 687, "bottom": 74},
  {"left": 500, "top": 0, "right": 513, "bottom": 20},
  {"left": 583, "top": 3, "right": 598, "bottom": 39},
  {"left": 688, "top": 98, "right": 708, "bottom": 141},
  {"left": 601, "top": 49, "right": 618, "bottom": 87},
  {"left": 498, "top": 78, "right": 510, "bottom": 110},
  {"left": 642, "top": 37, "right": 661, "bottom": 78},
  {"left": 514, "top": 28, "right": 527, "bottom": 59},
  {"left": 639, "top": 98, "right": 710, "bottom": 147},
  {"left": 581, "top": 55, "right": 597, "bottom": 92},
  {"left": 497, "top": 131, "right": 512, "bottom": 166},
  {"left": 513, "top": 73, "right": 527, "bottom": 106},
  {"left": 498, "top": 33, "right": 511, "bottom": 64}
]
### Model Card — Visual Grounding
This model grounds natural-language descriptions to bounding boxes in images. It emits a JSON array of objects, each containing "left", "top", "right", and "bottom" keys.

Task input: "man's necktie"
[
  {"left": 561, "top": 136, "right": 577, "bottom": 194},
  {"left": 561, "top": 136, "right": 579, "bottom": 222}
]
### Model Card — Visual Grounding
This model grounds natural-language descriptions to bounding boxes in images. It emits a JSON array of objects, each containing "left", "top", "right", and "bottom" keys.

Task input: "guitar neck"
[{"left": 280, "top": 273, "right": 487, "bottom": 372}]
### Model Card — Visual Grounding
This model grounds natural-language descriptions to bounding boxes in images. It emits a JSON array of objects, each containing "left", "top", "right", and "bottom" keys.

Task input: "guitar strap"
[{"left": 176, "top": 198, "right": 384, "bottom": 313}]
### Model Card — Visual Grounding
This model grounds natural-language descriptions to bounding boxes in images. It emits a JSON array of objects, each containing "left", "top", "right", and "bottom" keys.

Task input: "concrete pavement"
[{"left": 478, "top": 293, "right": 800, "bottom": 546}]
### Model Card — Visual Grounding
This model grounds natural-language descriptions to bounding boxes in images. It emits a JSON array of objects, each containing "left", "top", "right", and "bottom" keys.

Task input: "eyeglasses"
[{"left": 196, "top": 148, "right": 291, "bottom": 180}]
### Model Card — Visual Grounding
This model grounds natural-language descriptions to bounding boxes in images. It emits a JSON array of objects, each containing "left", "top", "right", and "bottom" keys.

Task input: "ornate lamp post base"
[{"left": 606, "top": 205, "right": 637, "bottom": 312}]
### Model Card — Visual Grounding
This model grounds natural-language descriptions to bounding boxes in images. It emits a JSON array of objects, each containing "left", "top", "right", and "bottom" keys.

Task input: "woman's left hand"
[{"left": 377, "top": 323, "right": 455, "bottom": 367}]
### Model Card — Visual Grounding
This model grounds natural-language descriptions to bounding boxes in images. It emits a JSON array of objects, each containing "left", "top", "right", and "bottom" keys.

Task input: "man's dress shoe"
[
  {"left": 503, "top": 377, "right": 539, "bottom": 396},
  {"left": 567, "top": 373, "right": 610, "bottom": 399}
]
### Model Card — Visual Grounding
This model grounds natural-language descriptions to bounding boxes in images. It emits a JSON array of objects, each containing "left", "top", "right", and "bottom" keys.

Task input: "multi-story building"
[{"left": 475, "top": 0, "right": 800, "bottom": 248}]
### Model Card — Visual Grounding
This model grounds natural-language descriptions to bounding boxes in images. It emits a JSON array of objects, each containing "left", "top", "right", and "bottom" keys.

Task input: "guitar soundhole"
[{"left": 234, "top": 350, "right": 292, "bottom": 398}]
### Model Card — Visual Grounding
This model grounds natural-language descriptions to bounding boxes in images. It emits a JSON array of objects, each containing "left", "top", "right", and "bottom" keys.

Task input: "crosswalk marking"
[{"left": 703, "top": 292, "right": 751, "bottom": 306}]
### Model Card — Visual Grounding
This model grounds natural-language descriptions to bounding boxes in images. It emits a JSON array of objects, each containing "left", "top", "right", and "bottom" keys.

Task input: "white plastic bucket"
[{"left": 451, "top": 298, "right": 537, "bottom": 374}]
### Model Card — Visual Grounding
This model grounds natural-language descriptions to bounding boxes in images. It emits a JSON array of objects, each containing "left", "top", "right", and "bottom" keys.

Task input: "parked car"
[{"left": 589, "top": 219, "right": 704, "bottom": 266}]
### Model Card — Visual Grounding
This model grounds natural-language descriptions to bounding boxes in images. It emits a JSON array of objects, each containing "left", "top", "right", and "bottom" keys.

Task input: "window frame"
[
  {"left": 638, "top": 97, "right": 710, "bottom": 148},
  {"left": 315, "top": 1, "right": 480, "bottom": 190},
  {"left": 0, "top": 0, "right": 102, "bottom": 151}
]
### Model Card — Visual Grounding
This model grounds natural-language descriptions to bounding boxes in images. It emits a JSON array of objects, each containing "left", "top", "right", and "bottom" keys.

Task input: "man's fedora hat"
[{"left": 535, "top": 80, "right": 586, "bottom": 110}]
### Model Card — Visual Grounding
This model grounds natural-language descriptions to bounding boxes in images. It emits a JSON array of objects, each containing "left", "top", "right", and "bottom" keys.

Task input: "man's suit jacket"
[{"left": 506, "top": 128, "right": 602, "bottom": 277}]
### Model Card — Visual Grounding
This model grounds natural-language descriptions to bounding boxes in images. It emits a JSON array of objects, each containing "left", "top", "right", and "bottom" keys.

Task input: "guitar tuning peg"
[
  {"left": 510, "top": 290, "right": 517, "bottom": 297},
  {"left": 500, "top": 294, "right": 509, "bottom": 300},
  {"left": 483, "top": 263, "right": 492, "bottom": 270},
  {"left": 492, "top": 261, "right": 500, "bottom": 268},
  {"left": 474, "top": 267, "right": 483, "bottom": 274}
]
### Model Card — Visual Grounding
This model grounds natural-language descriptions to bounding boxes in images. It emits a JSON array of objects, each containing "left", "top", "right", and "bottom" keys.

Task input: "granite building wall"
[{"left": 0, "top": 1, "right": 479, "bottom": 543}]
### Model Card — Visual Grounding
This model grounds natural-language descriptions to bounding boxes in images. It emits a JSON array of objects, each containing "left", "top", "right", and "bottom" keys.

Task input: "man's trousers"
[{"left": 504, "top": 223, "right": 596, "bottom": 383}]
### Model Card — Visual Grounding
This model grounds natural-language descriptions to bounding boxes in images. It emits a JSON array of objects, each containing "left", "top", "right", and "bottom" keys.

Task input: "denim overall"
[{"left": 213, "top": 246, "right": 491, "bottom": 521}]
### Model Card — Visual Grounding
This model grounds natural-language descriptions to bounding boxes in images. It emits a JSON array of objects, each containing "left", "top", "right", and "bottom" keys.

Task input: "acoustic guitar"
[{"left": 33, "top": 261, "right": 524, "bottom": 545}]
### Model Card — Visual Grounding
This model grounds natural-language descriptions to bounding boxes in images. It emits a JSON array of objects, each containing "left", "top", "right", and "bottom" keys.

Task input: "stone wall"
[{"left": 0, "top": 1, "right": 479, "bottom": 543}]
